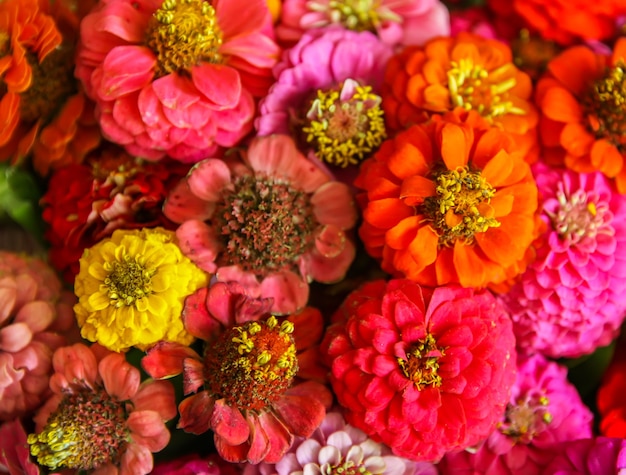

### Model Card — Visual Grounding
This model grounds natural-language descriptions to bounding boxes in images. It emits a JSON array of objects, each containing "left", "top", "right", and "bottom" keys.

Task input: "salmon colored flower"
[
  {"left": 535, "top": 38, "right": 626, "bottom": 193},
  {"left": 41, "top": 145, "right": 190, "bottom": 283},
  {"left": 0, "top": 0, "right": 101, "bottom": 173},
  {"left": 163, "top": 135, "right": 358, "bottom": 315},
  {"left": 355, "top": 109, "right": 539, "bottom": 289},
  {"left": 0, "top": 419, "right": 40, "bottom": 475},
  {"left": 383, "top": 32, "right": 539, "bottom": 163},
  {"left": 321, "top": 279, "right": 517, "bottom": 462},
  {"left": 143, "top": 310, "right": 332, "bottom": 464},
  {"left": 75, "top": 0, "right": 280, "bottom": 163},
  {"left": 28, "top": 343, "right": 176, "bottom": 474}
]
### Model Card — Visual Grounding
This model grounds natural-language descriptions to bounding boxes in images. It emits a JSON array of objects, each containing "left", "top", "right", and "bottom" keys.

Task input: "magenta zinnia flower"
[
  {"left": 28, "top": 343, "right": 176, "bottom": 474},
  {"left": 163, "top": 134, "right": 358, "bottom": 315},
  {"left": 276, "top": 0, "right": 450, "bottom": 48},
  {"left": 0, "top": 252, "right": 76, "bottom": 421},
  {"left": 143, "top": 297, "right": 332, "bottom": 464},
  {"left": 75, "top": 0, "right": 280, "bottom": 162},
  {"left": 542, "top": 437, "right": 626, "bottom": 474},
  {"left": 256, "top": 29, "right": 392, "bottom": 170},
  {"left": 500, "top": 163, "right": 626, "bottom": 358},
  {"left": 321, "top": 279, "right": 517, "bottom": 462},
  {"left": 438, "top": 354, "right": 593, "bottom": 475}
]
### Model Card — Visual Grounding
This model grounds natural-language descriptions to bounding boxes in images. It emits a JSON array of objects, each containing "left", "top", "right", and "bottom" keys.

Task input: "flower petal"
[{"left": 191, "top": 64, "right": 242, "bottom": 109}]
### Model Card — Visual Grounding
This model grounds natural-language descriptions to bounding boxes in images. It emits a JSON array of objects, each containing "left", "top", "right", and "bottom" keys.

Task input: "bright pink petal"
[
  {"left": 127, "top": 410, "right": 171, "bottom": 452},
  {"left": 120, "top": 440, "right": 154, "bottom": 475},
  {"left": 259, "top": 271, "right": 309, "bottom": 315},
  {"left": 97, "top": 45, "right": 156, "bottom": 100},
  {"left": 211, "top": 399, "right": 250, "bottom": 445},
  {"left": 220, "top": 33, "right": 280, "bottom": 68},
  {"left": 215, "top": 0, "right": 268, "bottom": 38},
  {"left": 187, "top": 159, "right": 233, "bottom": 202},
  {"left": 142, "top": 342, "right": 199, "bottom": 380},
  {"left": 99, "top": 353, "right": 140, "bottom": 401},
  {"left": 191, "top": 64, "right": 241, "bottom": 109},
  {"left": 215, "top": 266, "right": 262, "bottom": 296},
  {"left": 311, "top": 182, "right": 358, "bottom": 229},
  {"left": 132, "top": 380, "right": 177, "bottom": 421},
  {"left": 178, "top": 392, "right": 216, "bottom": 435}
]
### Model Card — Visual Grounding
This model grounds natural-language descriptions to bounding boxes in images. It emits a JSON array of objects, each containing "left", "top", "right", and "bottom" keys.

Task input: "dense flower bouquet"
[{"left": 2, "top": 0, "right": 626, "bottom": 473}]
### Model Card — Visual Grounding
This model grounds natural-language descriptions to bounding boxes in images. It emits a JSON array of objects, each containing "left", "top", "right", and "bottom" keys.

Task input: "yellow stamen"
[
  {"left": 104, "top": 256, "right": 155, "bottom": 307},
  {"left": 397, "top": 334, "right": 444, "bottom": 391},
  {"left": 307, "top": 0, "right": 401, "bottom": 32}
]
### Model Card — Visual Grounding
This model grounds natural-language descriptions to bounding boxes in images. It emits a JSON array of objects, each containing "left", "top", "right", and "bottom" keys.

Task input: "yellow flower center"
[
  {"left": 397, "top": 334, "right": 444, "bottom": 391},
  {"left": 584, "top": 60, "right": 626, "bottom": 151},
  {"left": 28, "top": 388, "right": 129, "bottom": 471},
  {"left": 204, "top": 316, "right": 298, "bottom": 411},
  {"left": 145, "top": 0, "right": 223, "bottom": 78},
  {"left": 104, "top": 255, "right": 155, "bottom": 307},
  {"left": 422, "top": 166, "right": 500, "bottom": 247},
  {"left": 307, "top": 0, "right": 400, "bottom": 31},
  {"left": 18, "top": 45, "right": 76, "bottom": 124},
  {"left": 302, "top": 80, "right": 386, "bottom": 167},
  {"left": 447, "top": 60, "right": 525, "bottom": 120},
  {"left": 499, "top": 394, "right": 552, "bottom": 444}
]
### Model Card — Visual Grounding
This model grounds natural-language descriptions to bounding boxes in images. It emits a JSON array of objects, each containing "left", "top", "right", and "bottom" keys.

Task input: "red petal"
[
  {"left": 191, "top": 64, "right": 241, "bottom": 108},
  {"left": 210, "top": 399, "right": 250, "bottom": 445},
  {"left": 257, "top": 411, "right": 293, "bottom": 463},
  {"left": 178, "top": 392, "right": 215, "bottom": 435},
  {"left": 142, "top": 342, "right": 199, "bottom": 379},
  {"left": 271, "top": 393, "right": 325, "bottom": 437}
]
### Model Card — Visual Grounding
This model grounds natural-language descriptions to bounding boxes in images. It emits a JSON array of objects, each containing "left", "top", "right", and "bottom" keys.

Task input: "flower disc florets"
[{"left": 205, "top": 317, "right": 298, "bottom": 411}]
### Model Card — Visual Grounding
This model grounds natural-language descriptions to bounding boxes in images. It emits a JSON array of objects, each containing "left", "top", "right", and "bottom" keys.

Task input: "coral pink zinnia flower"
[
  {"left": 75, "top": 0, "right": 280, "bottom": 163},
  {"left": 321, "top": 279, "right": 517, "bottom": 463},
  {"left": 0, "top": 419, "right": 40, "bottom": 475},
  {"left": 0, "top": 251, "right": 76, "bottom": 421},
  {"left": 28, "top": 343, "right": 176, "bottom": 474},
  {"left": 164, "top": 134, "right": 358, "bottom": 315}
]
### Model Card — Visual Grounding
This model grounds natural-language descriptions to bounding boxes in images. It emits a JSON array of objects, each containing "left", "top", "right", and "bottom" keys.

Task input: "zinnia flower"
[
  {"left": 74, "top": 0, "right": 280, "bottom": 162},
  {"left": 382, "top": 32, "right": 539, "bottom": 162},
  {"left": 28, "top": 343, "right": 176, "bottom": 474},
  {"left": 0, "top": 419, "right": 40, "bottom": 475},
  {"left": 321, "top": 279, "right": 517, "bottom": 462},
  {"left": 73, "top": 227, "right": 208, "bottom": 352},
  {"left": 501, "top": 163, "right": 626, "bottom": 358},
  {"left": 41, "top": 145, "right": 190, "bottom": 283},
  {"left": 152, "top": 453, "right": 241, "bottom": 475},
  {"left": 0, "top": 0, "right": 101, "bottom": 174},
  {"left": 439, "top": 354, "right": 593, "bottom": 474},
  {"left": 0, "top": 251, "right": 75, "bottom": 421},
  {"left": 143, "top": 307, "right": 332, "bottom": 464},
  {"left": 246, "top": 411, "right": 437, "bottom": 475},
  {"left": 163, "top": 134, "right": 358, "bottom": 315},
  {"left": 256, "top": 28, "right": 392, "bottom": 170},
  {"left": 541, "top": 437, "right": 626, "bottom": 474},
  {"left": 488, "top": 0, "right": 626, "bottom": 45},
  {"left": 276, "top": 0, "right": 450, "bottom": 49},
  {"left": 535, "top": 38, "right": 626, "bottom": 192},
  {"left": 355, "top": 109, "right": 539, "bottom": 289}
]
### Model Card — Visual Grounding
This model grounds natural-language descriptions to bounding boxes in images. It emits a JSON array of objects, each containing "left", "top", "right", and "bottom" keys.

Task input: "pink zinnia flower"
[
  {"left": 500, "top": 163, "right": 626, "bottom": 358},
  {"left": 439, "top": 354, "right": 593, "bottom": 475},
  {"left": 542, "top": 437, "right": 626, "bottom": 474},
  {"left": 143, "top": 292, "right": 332, "bottom": 464},
  {"left": 321, "top": 279, "right": 517, "bottom": 462},
  {"left": 163, "top": 134, "right": 358, "bottom": 315},
  {"left": 0, "top": 251, "right": 76, "bottom": 421},
  {"left": 75, "top": 0, "right": 280, "bottom": 163},
  {"left": 276, "top": 0, "right": 450, "bottom": 48},
  {"left": 0, "top": 419, "right": 40, "bottom": 475},
  {"left": 244, "top": 411, "right": 437, "bottom": 475},
  {"left": 28, "top": 343, "right": 176, "bottom": 474},
  {"left": 256, "top": 28, "right": 392, "bottom": 171},
  {"left": 152, "top": 453, "right": 241, "bottom": 475}
]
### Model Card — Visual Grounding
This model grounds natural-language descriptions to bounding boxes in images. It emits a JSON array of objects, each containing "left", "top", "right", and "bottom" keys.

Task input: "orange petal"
[
  {"left": 387, "top": 139, "right": 431, "bottom": 180},
  {"left": 453, "top": 241, "right": 487, "bottom": 288},
  {"left": 386, "top": 215, "right": 421, "bottom": 250},
  {"left": 439, "top": 122, "right": 470, "bottom": 170},
  {"left": 407, "top": 225, "right": 439, "bottom": 273},
  {"left": 481, "top": 149, "right": 514, "bottom": 187},
  {"left": 540, "top": 87, "right": 583, "bottom": 123},
  {"left": 400, "top": 175, "right": 436, "bottom": 206},
  {"left": 560, "top": 122, "right": 594, "bottom": 157},
  {"left": 0, "top": 93, "right": 20, "bottom": 147},
  {"left": 547, "top": 46, "right": 601, "bottom": 96},
  {"left": 590, "top": 139, "right": 624, "bottom": 177},
  {"left": 363, "top": 198, "right": 414, "bottom": 229}
]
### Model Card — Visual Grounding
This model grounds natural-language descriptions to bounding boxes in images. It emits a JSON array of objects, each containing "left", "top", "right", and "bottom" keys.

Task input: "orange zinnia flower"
[
  {"left": 382, "top": 32, "right": 539, "bottom": 163},
  {"left": 0, "top": 0, "right": 100, "bottom": 173},
  {"left": 536, "top": 38, "right": 626, "bottom": 193},
  {"left": 355, "top": 109, "right": 539, "bottom": 289}
]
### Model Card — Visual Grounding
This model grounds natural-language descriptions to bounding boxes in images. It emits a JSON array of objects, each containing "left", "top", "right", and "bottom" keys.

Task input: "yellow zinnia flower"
[{"left": 74, "top": 227, "right": 208, "bottom": 352}]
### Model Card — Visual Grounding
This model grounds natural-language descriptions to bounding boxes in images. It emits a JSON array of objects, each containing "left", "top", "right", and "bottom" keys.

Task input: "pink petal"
[
  {"left": 215, "top": 0, "right": 268, "bottom": 38},
  {"left": 163, "top": 179, "right": 216, "bottom": 223},
  {"left": 97, "top": 45, "right": 156, "bottom": 100},
  {"left": 87, "top": 1, "right": 150, "bottom": 43},
  {"left": 14, "top": 301, "right": 54, "bottom": 332},
  {"left": 257, "top": 411, "right": 294, "bottom": 464},
  {"left": 191, "top": 64, "right": 241, "bottom": 109},
  {"left": 304, "top": 239, "right": 356, "bottom": 283},
  {"left": 272, "top": 394, "right": 326, "bottom": 438},
  {"left": 313, "top": 224, "right": 346, "bottom": 259},
  {"left": 182, "top": 357, "right": 205, "bottom": 395},
  {"left": 187, "top": 159, "right": 233, "bottom": 202},
  {"left": 99, "top": 353, "right": 140, "bottom": 401},
  {"left": 52, "top": 343, "right": 99, "bottom": 389},
  {"left": 259, "top": 271, "right": 309, "bottom": 315},
  {"left": 151, "top": 73, "right": 200, "bottom": 109},
  {"left": 220, "top": 33, "right": 280, "bottom": 68},
  {"left": 127, "top": 410, "right": 171, "bottom": 452},
  {"left": 175, "top": 220, "right": 222, "bottom": 273},
  {"left": 0, "top": 285, "right": 16, "bottom": 324},
  {"left": 0, "top": 323, "right": 32, "bottom": 352},
  {"left": 211, "top": 399, "right": 250, "bottom": 445},
  {"left": 245, "top": 135, "right": 300, "bottom": 183},
  {"left": 311, "top": 182, "right": 358, "bottom": 229},
  {"left": 132, "top": 380, "right": 177, "bottom": 421},
  {"left": 182, "top": 288, "right": 221, "bottom": 341},
  {"left": 112, "top": 95, "right": 146, "bottom": 137},
  {"left": 178, "top": 392, "right": 215, "bottom": 435},
  {"left": 137, "top": 84, "right": 169, "bottom": 128},
  {"left": 215, "top": 266, "right": 262, "bottom": 296},
  {"left": 142, "top": 342, "right": 199, "bottom": 380},
  {"left": 120, "top": 440, "right": 154, "bottom": 475}
]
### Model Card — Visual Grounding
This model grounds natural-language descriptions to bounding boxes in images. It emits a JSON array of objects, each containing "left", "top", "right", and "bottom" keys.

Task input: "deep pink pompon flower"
[
  {"left": 256, "top": 28, "right": 392, "bottom": 171},
  {"left": 500, "top": 163, "right": 626, "bottom": 358},
  {"left": 75, "top": 0, "right": 280, "bottom": 162},
  {"left": 163, "top": 134, "right": 358, "bottom": 315},
  {"left": 276, "top": 0, "right": 450, "bottom": 49},
  {"left": 542, "top": 437, "right": 626, "bottom": 474},
  {"left": 438, "top": 354, "right": 593, "bottom": 475},
  {"left": 321, "top": 279, "right": 517, "bottom": 462}
]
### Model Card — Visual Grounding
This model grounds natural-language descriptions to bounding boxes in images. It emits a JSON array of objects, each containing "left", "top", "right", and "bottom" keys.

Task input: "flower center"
[
  {"left": 27, "top": 387, "right": 129, "bottom": 471},
  {"left": 447, "top": 60, "right": 525, "bottom": 120},
  {"left": 204, "top": 316, "right": 298, "bottom": 411},
  {"left": 18, "top": 46, "right": 76, "bottom": 124},
  {"left": 104, "top": 255, "right": 155, "bottom": 307},
  {"left": 397, "top": 333, "right": 444, "bottom": 391},
  {"left": 584, "top": 60, "right": 626, "bottom": 151},
  {"left": 499, "top": 393, "right": 552, "bottom": 444},
  {"left": 326, "top": 461, "right": 373, "bottom": 475},
  {"left": 547, "top": 184, "right": 611, "bottom": 244},
  {"left": 421, "top": 166, "right": 500, "bottom": 247},
  {"left": 306, "top": 0, "right": 400, "bottom": 31},
  {"left": 302, "top": 79, "right": 386, "bottom": 167},
  {"left": 145, "top": 0, "right": 223, "bottom": 78},
  {"left": 216, "top": 175, "right": 316, "bottom": 274}
]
